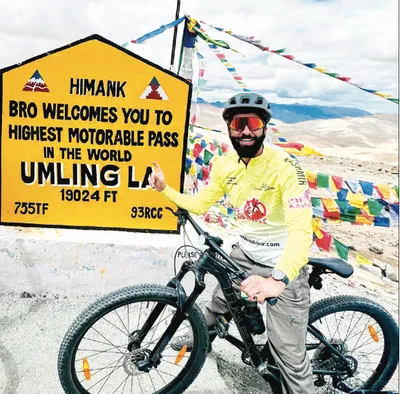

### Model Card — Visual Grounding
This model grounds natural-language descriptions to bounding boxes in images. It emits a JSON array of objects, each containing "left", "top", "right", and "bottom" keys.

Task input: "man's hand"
[
  {"left": 149, "top": 161, "right": 166, "bottom": 192},
  {"left": 241, "top": 275, "right": 286, "bottom": 304}
]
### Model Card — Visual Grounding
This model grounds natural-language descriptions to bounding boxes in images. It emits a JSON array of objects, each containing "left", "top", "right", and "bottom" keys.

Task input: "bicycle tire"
[
  {"left": 58, "top": 284, "right": 210, "bottom": 394},
  {"left": 309, "top": 295, "right": 399, "bottom": 391}
]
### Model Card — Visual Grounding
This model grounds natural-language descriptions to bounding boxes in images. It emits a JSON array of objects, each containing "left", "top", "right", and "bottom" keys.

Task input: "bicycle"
[{"left": 58, "top": 208, "right": 399, "bottom": 394}]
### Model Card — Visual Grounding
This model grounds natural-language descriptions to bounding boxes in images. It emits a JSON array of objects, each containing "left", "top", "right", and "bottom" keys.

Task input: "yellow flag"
[
  {"left": 189, "top": 164, "right": 196, "bottom": 176},
  {"left": 355, "top": 215, "right": 373, "bottom": 225},
  {"left": 348, "top": 192, "right": 366, "bottom": 209},
  {"left": 312, "top": 218, "right": 323, "bottom": 239},
  {"left": 356, "top": 253, "right": 372, "bottom": 265},
  {"left": 321, "top": 198, "right": 339, "bottom": 213},
  {"left": 377, "top": 184, "right": 391, "bottom": 200},
  {"left": 315, "top": 67, "right": 328, "bottom": 73},
  {"left": 306, "top": 171, "right": 317, "bottom": 184}
]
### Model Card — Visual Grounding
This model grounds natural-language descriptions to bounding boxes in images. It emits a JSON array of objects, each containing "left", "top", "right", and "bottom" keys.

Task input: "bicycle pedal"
[{"left": 215, "top": 316, "right": 230, "bottom": 338}]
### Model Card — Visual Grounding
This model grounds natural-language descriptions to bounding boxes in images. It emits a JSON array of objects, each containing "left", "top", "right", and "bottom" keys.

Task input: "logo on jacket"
[{"left": 237, "top": 197, "right": 267, "bottom": 224}]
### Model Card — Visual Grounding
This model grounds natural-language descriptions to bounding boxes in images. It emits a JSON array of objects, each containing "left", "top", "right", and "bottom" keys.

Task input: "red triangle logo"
[{"left": 23, "top": 70, "right": 50, "bottom": 92}]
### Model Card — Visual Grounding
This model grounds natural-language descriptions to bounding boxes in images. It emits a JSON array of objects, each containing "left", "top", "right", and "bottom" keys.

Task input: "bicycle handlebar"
[{"left": 167, "top": 207, "right": 278, "bottom": 306}]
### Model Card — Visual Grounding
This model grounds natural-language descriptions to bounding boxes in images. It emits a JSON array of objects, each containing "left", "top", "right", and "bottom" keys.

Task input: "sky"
[{"left": 0, "top": 0, "right": 398, "bottom": 114}]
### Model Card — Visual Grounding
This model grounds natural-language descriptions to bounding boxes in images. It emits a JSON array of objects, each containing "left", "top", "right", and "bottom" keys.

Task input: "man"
[{"left": 149, "top": 92, "right": 315, "bottom": 394}]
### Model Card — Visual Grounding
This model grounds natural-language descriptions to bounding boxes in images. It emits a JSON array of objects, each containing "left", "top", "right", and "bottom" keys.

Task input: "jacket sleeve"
[
  {"left": 274, "top": 158, "right": 313, "bottom": 281},
  {"left": 161, "top": 159, "right": 225, "bottom": 215}
]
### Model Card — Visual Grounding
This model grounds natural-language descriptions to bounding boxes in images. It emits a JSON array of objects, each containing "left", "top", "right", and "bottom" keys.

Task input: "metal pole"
[{"left": 170, "top": 0, "right": 182, "bottom": 70}]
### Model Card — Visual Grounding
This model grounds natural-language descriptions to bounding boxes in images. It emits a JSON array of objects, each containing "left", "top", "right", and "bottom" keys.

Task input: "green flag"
[
  {"left": 218, "top": 146, "right": 223, "bottom": 156},
  {"left": 368, "top": 199, "right": 383, "bottom": 216},
  {"left": 340, "top": 213, "right": 356, "bottom": 223},
  {"left": 275, "top": 48, "right": 286, "bottom": 54},
  {"left": 334, "top": 239, "right": 349, "bottom": 261},
  {"left": 394, "top": 186, "right": 399, "bottom": 198},
  {"left": 317, "top": 173, "right": 330, "bottom": 188},
  {"left": 336, "top": 199, "right": 348, "bottom": 213},
  {"left": 203, "top": 149, "right": 214, "bottom": 165},
  {"left": 326, "top": 72, "right": 339, "bottom": 77},
  {"left": 311, "top": 197, "right": 321, "bottom": 207}
]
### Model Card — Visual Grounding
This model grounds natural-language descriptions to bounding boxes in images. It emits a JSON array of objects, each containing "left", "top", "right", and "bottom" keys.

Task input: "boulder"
[
  {"left": 369, "top": 245, "right": 383, "bottom": 255},
  {"left": 359, "top": 264, "right": 383, "bottom": 277},
  {"left": 384, "top": 264, "right": 398, "bottom": 282}
]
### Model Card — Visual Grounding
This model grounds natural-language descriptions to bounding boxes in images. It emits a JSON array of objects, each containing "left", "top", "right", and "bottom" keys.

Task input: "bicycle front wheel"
[
  {"left": 58, "top": 284, "right": 209, "bottom": 394},
  {"left": 308, "top": 295, "right": 399, "bottom": 393}
]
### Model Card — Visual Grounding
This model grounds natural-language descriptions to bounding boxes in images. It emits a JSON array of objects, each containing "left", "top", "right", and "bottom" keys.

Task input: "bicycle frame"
[{"left": 129, "top": 208, "right": 356, "bottom": 389}]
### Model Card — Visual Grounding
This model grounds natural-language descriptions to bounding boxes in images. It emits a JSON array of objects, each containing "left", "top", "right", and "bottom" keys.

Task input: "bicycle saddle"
[{"left": 308, "top": 257, "right": 354, "bottom": 278}]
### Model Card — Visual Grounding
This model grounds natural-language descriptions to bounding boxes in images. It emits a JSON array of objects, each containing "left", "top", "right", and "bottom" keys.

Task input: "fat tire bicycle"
[{"left": 58, "top": 208, "right": 399, "bottom": 394}]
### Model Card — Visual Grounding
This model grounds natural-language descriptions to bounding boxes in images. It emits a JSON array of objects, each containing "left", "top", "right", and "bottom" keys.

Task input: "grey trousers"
[{"left": 205, "top": 245, "right": 315, "bottom": 394}]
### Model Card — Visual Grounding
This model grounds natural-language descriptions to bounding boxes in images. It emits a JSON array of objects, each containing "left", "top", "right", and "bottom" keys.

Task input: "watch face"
[{"left": 272, "top": 269, "right": 285, "bottom": 281}]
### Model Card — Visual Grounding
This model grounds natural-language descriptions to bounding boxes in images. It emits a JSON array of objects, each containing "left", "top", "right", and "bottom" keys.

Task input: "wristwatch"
[{"left": 271, "top": 269, "right": 289, "bottom": 286}]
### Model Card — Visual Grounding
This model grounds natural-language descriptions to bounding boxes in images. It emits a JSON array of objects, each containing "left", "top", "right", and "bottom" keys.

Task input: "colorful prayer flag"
[
  {"left": 317, "top": 173, "right": 330, "bottom": 188},
  {"left": 334, "top": 239, "right": 349, "bottom": 261},
  {"left": 356, "top": 253, "right": 372, "bottom": 265}
]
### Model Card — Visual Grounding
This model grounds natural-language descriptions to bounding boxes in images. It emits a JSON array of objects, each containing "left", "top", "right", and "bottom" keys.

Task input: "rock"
[
  {"left": 369, "top": 245, "right": 383, "bottom": 255},
  {"left": 359, "top": 264, "right": 383, "bottom": 277},
  {"left": 384, "top": 264, "right": 398, "bottom": 282},
  {"left": 372, "top": 258, "right": 386, "bottom": 271},
  {"left": 20, "top": 291, "right": 34, "bottom": 298}
]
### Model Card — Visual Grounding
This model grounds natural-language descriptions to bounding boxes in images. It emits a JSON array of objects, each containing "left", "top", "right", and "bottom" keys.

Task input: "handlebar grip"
[{"left": 267, "top": 297, "right": 278, "bottom": 306}]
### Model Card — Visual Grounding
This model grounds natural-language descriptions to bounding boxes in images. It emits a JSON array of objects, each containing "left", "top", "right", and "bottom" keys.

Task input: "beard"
[{"left": 229, "top": 132, "right": 266, "bottom": 158}]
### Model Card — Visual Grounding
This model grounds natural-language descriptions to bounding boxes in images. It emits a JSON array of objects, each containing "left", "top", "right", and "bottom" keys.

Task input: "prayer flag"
[{"left": 334, "top": 239, "right": 349, "bottom": 261}]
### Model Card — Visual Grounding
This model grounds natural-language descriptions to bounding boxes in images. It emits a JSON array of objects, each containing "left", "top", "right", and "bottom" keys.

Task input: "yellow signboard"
[{"left": 0, "top": 35, "right": 191, "bottom": 232}]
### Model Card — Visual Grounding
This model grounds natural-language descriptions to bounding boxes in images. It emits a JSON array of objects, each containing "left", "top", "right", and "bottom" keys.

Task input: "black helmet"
[{"left": 222, "top": 92, "right": 272, "bottom": 124}]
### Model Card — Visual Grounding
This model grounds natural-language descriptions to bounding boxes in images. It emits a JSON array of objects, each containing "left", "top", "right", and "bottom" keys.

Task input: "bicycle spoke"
[
  {"left": 82, "top": 337, "right": 125, "bottom": 348},
  {"left": 91, "top": 327, "right": 126, "bottom": 355},
  {"left": 76, "top": 345, "right": 126, "bottom": 361},
  {"left": 148, "top": 371, "right": 157, "bottom": 392},
  {"left": 331, "top": 311, "right": 344, "bottom": 342},
  {"left": 114, "top": 308, "right": 129, "bottom": 335},
  {"left": 79, "top": 350, "right": 126, "bottom": 382},
  {"left": 351, "top": 335, "right": 383, "bottom": 354},
  {"left": 102, "top": 316, "right": 129, "bottom": 337},
  {"left": 135, "top": 375, "right": 143, "bottom": 394},
  {"left": 344, "top": 311, "right": 356, "bottom": 342},
  {"left": 155, "top": 368, "right": 167, "bottom": 385},
  {"left": 343, "top": 313, "right": 364, "bottom": 343},
  {"left": 351, "top": 317, "right": 372, "bottom": 354},
  {"left": 157, "top": 369, "right": 177, "bottom": 378},
  {"left": 121, "top": 374, "right": 129, "bottom": 394},
  {"left": 161, "top": 359, "right": 185, "bottom": 368},
  {"left": 95, "top": 356, "right": 126, "bottom": 393},
  {"left": 110, "top": 374, "right": 130, "bottom": 394},
  {"left": 85, "top": 351, "right": 126, "bottom": 390}
]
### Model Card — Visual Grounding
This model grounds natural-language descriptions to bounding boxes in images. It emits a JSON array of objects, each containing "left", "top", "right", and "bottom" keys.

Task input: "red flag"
[
  {"left": 193, "top": 143, "right": 203, "bottom": 158},
  {"left": 282, "top": 55, "right": 295, "bottom": 60},
  {"left": 315, "top": 230, "right": 333, "bottom": 251},
  {"left": 221, "top": 143, "right": 230, "bottom": 153},
  {"left": 337, "top": 76, "right": 351, "bottom": 82},
  {"left": 202, "top": 166, "right": 210, "bottom": 181},
  {"left": 331, "top": 175, "right": 343, "bottom": 191}
]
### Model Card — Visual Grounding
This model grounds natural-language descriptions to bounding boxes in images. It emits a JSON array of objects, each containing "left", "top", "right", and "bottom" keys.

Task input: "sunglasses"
[{"left": 229, "top": 117, "right": 265, "bottom": 132}]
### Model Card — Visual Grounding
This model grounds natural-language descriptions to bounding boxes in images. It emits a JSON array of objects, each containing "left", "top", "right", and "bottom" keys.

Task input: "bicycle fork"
[{"left": 129, "top": 261, "right": 206, "bottom": 372}]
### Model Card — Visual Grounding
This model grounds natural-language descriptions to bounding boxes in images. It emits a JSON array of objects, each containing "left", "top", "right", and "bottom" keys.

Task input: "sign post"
[{"left": 0, "top": 35, "right": 191, "bottom": 232}]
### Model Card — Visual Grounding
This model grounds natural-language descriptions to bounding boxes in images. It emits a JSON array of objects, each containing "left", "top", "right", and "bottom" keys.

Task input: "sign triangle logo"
[
  {"left": 140, "top": 77, "right": 168, "bottom": 100},
  {"left": 22, "top": 70, "right": 50, "bottom": 92}
]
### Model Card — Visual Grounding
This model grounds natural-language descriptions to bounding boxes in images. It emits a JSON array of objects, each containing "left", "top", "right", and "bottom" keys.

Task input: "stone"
[
  {"left": 369, "top": 245, "right": 383, "bottom": 255},
  {"left": 372, "top": 258, "right": 386, "bottom": 271},
  {"left": 384, "top": 264, "right": 398, "bottom": 282},
  {"left": 359, "top": 264, "right": 383, "bottom": 277}
]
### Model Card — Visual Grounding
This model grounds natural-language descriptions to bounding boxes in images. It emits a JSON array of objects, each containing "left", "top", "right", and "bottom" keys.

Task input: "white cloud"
[{"left": 0, "top": 0, "right": 397, "bottom": 114}]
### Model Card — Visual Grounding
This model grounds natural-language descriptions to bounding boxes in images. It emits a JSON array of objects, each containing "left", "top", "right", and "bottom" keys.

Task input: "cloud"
[{"left": 0, "top": 0, "right": 397, "bottom": 114}]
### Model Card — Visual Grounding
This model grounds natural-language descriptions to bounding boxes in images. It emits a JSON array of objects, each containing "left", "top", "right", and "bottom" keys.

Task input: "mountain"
[{"left": 194, "top": 98, "right": 372, "bottom": 124}]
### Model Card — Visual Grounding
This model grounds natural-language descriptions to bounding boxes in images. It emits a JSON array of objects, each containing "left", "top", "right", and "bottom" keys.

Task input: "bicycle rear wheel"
[
  {"left": 58, "top": 284, "right": 209, "bottom": 394},
  {"left": 308, "top": 295, "right": 399, "bottom": 393}
]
